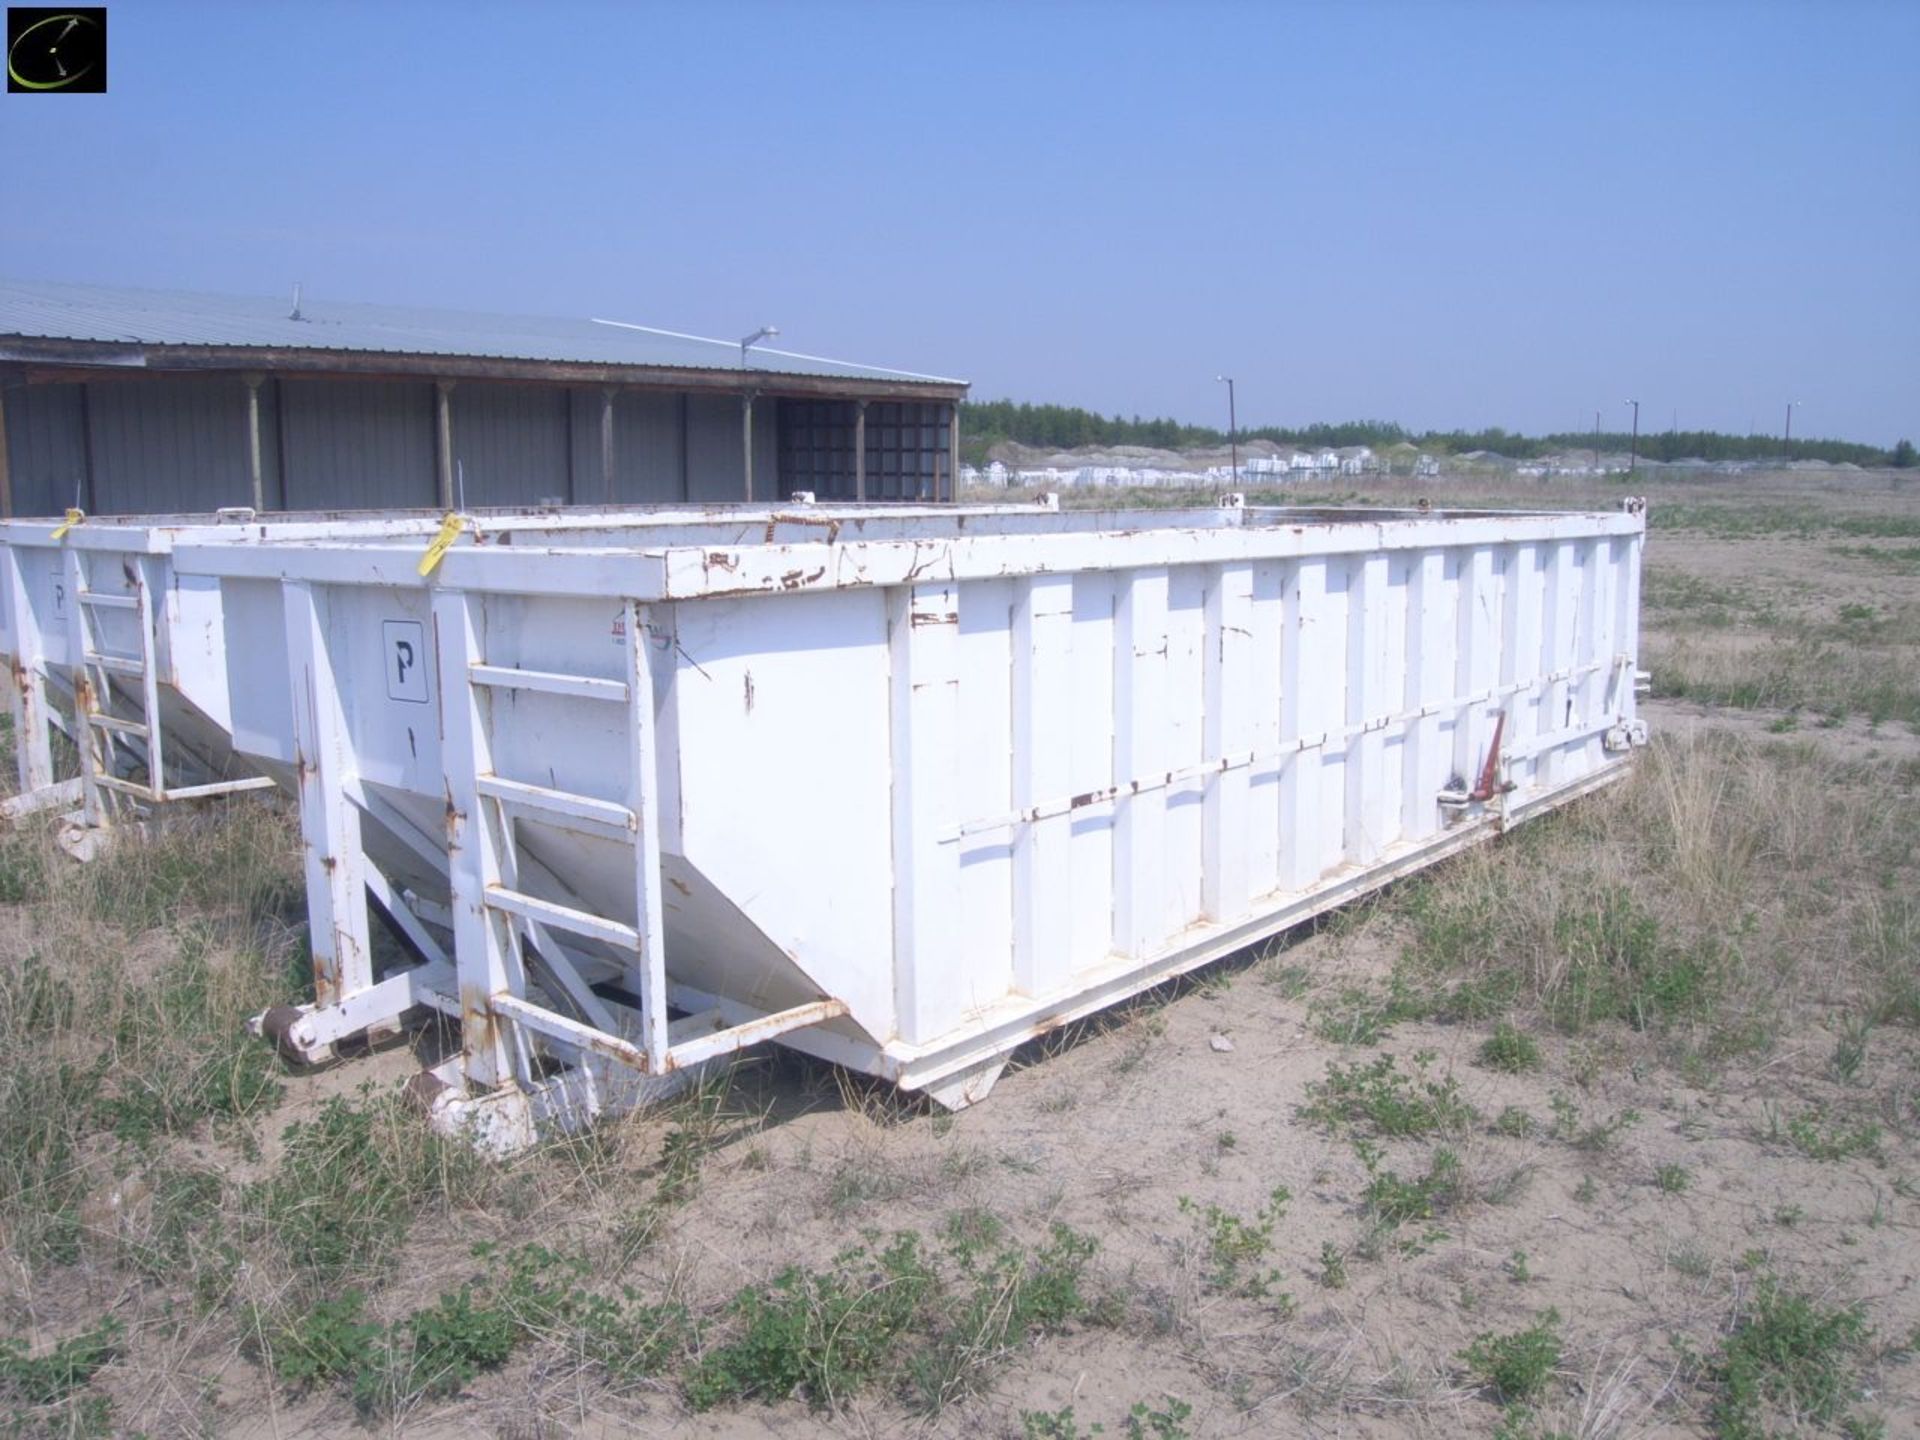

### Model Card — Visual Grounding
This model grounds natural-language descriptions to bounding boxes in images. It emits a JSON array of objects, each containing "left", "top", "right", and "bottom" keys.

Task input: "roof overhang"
[{"left": 0, "top": 337, "right": 970, "bottom": 403}]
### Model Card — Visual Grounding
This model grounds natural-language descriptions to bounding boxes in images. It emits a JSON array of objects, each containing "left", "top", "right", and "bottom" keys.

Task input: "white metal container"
[
  {"left": 173, "top": 498, "right": 1649, "bottom": 1150},
  {"left": 0, "top": 502, "right": 1056, "bottom": 829}
]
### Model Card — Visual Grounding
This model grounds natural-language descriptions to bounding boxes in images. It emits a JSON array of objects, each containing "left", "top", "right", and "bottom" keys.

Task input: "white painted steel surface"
[
  {"left": 158, "top": 498, "right": 1648, "bottom": 1147},
  {"left": 0, "top": 501, "right": 1058, "bottom": 827}
]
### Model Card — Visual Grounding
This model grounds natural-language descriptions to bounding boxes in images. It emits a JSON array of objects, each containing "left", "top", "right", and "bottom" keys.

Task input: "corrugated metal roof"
[{"left": 0, "top": 277, "right": 966, "bottom": 387}]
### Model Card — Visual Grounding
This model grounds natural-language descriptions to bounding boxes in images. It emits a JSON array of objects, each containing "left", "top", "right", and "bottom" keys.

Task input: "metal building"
[{"left": 0, "top": 279, "right": 967, "bottom": 518}]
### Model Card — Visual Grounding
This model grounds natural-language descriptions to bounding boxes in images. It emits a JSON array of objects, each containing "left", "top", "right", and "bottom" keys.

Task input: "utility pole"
[
  {"left": 1216, "top": 376, "right": 1238, "bottom": 488},
  {"left": 1785, "top": 400, "right": 1799, "bottom": 451},
  {"left": 1625, "top": 399, "right": 1640, "bottom": 474},
  {"left": 1593, "top": 410, "right": 1601, "bottom": 474}
]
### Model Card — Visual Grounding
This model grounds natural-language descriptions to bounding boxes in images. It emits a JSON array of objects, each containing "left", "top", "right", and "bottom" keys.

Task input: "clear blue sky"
[{"left": 4, "top": 0, "right": 1915, "bottom": 444}]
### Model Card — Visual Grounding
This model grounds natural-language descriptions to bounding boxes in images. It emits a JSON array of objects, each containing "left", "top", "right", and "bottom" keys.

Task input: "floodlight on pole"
[{"left": 740, "top": 326, "right": 779, "bottom": 367}]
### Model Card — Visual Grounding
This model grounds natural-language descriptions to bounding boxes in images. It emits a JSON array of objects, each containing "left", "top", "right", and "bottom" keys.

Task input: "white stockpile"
[{"left": 0, "top": 496, "right": 1649, "bottom": 1152}]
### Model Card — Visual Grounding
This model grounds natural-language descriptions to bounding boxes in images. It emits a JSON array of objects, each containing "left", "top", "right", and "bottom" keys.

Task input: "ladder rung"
[
  {"left": 77, "top": 590, "right": 139, "bottom": 611},
  {"left": 484, "top": 885, "right": 640, "bottom": 951},
  {"left": 475, "top": 774, "right": 635, "bottom": 831},
  {"left": 86, "top": 713, "right": 150, "bottom": 736},
  {"left": 469, "top": 664, "right": 628, "bottom": 703},
  {"left": 84, "top": 653, "right": 146, "bottom": 678}
]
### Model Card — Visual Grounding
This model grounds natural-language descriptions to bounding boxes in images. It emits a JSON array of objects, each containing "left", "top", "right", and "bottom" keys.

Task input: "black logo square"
[{"left": 8, "top": 8, "right": 107, "bottom": 93}]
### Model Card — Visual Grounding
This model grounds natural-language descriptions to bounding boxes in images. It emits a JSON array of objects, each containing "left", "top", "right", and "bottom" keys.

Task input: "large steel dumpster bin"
[
  {"left": 0, "top": 501, "right": 1057, "bottom": 832},
  {"left": 170, "top": 498, "right": 1649, "bottom": 1150}
]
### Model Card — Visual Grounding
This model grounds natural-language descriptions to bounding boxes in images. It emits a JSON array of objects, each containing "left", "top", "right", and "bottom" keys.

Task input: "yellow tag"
[
  {"left": 417, "top": 512, "right": 467, "bottom": 577},
  {"left": 50, "top": 508, "right": 85, "bottom": 541}
]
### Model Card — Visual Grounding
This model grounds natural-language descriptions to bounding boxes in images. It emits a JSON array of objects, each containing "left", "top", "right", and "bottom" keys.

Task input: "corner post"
[{"left": 282, "top": 580, "right": 372, "bottom": 1008}]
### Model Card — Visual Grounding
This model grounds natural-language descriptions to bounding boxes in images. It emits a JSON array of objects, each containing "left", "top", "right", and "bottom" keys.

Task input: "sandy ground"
[{"left": 13, "top": 468, "right": 1919, "bottom": 1439}]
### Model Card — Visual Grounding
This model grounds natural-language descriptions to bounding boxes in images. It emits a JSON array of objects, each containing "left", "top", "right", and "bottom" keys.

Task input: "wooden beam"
[
  {"left": 600, "top": 386, "right": 615, "bottom": 503},
  {"left": 244, "top": 374, "right": 264, "bottom": 511},
  {"left": 435, "top": 380, "right": 456, "bottom": 510},
  {"left": 741, "top": 393, "right": 755, "bottom": 502}
]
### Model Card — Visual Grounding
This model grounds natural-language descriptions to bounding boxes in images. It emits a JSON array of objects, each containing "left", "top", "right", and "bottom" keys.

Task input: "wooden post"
[
  {"left": 435, "top": 380, "right": 456, "bottom": 509},
  {"left": 947, "top": 401, "right": 960, "bottom": 503},
  {"left": 600, "top": 387, "right": 616, "bottom": 503},
  {"left": 244, "top": 374, "right": 265, "bottom": 511},
  {"left": 741, "top": 392, "right": 755, "bottom": 502}
]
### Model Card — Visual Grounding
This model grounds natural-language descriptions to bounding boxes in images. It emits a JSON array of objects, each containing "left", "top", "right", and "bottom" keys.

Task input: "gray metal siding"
[
  {"left": 614, "top": 391, "right": 685, "bottom": 503},
  {"left": 452, "top": 382, "right": 570, "bottom": 507},
  {"left": 3, "top": 383, "right": 86, "bottom": 517},
  {"left": 279, "top": 379, "right": 437, "bottom": 510},
  {"left": 684, "top": 394, "right": 746, "bottom": 501},
  {"left": 86, "top": 375, "right": 253, "bottom": 514}
]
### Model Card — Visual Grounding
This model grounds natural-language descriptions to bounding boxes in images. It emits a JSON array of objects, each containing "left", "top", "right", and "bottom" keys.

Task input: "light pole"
[
  {"left": 1593, "top": 409, "right": 1601, "bottom": 473},
  {"left": 1625, "top": 398, "right": 1640, "bottom": 474},
  {"left": 1216, "top": 375, "right": 1238, "bottom": 488},
  {"left": 740, "top": 326, "right": 779, "bottom": 367},
  {"left": 1785, "top": 400, "right": 1799, "bottom": 450}
]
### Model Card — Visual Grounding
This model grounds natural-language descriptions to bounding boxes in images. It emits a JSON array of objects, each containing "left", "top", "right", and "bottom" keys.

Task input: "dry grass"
[{"left": 1, "top": 468, "right": 1917, "bottom": 1438}]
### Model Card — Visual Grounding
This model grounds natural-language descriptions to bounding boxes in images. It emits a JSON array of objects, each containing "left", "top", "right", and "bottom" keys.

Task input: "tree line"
[{"left": 960, "top": 400, "right": 1914, "bottom": 470}]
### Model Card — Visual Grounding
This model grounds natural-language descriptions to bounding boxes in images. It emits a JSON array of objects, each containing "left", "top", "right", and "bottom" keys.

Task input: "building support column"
[
  {"left": 854, "top": 400, "right": 867, "bottom": 502},
  {"left": 741, "top": 391, "right": 756, "bottom": 502},
  {"left": 244, "top": 374, "right": 265, "bottom": 511},
  {"left": 947, "top": 401, "right": 961, "bottom": 503},
  {"left": 599, "top": 386, "right": 616, "bottom": 504},
  {"left": 435, "top": 380, "right": 457, "bottom": 510}
]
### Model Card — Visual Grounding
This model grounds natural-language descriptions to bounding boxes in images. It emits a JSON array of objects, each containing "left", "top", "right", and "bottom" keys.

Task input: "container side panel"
[
  {"left": 1497, "top": 543, "right": 1540, "bottom": 792},
  {"left": 1164, "top": 564, "right": 1206, "bottom": 933},
  {"left": 1068, "top": 572, "right": 1117, "bottom": 972},
  {"left": 1540, "top": 541, "right": 1578, "bottom": 788},
  {"left": 1201, "top": 561, "right": 1254, "bottom": 924},
  {"left": 1113, "top": 566, "right": 1170, "bottom": 957},
  {"left": 671, "top": 589, "right": 896, "bottom": 1037},
  {"left": 890, "top": 584, "right": 963, "bottom": 1043},
  {"left": 1317, "top": 560, "right": 1353, "bottom": 877},
  {"left": 957, "top": 577, "right": 1015, "bottom": 1010},
  {"left": 1011, "top": 573, "right": 1075, "bottom": 996},
  {"left": 1402, "top": 549, "right": 1451, "bottom": 843},
  {"left": 1245, "top": 561, "right": 1285, "bottom": 899},
  {"left": 223, "top": 578, "right": 293, "bottom": 762},
  {"left": 1278, "top": 558, "right": 1328, "bottom": 891}
]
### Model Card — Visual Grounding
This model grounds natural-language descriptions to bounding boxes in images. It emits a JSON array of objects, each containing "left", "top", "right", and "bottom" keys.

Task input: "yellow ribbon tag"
[
  {"left": 50, "top": 508, "right": 85, "bottom": 541},
  {"left": 417, "top": 512, "right": 467, "bottom": 577}
]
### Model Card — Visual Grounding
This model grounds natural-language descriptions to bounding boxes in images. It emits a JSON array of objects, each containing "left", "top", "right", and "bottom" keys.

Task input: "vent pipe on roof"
[{"left": 289, "top": 283, "right": 304, "bottom": 322}]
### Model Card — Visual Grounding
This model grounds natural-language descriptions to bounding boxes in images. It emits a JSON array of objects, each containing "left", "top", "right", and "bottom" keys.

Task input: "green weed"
[
  {"left": 1710, "top": 1280, "right": 1872, "bottom": 1439},
  {"left": 1478, "top": 1022, "right": 1543, "bottom": 1073},
  {"left": 1177, "top": 1186, "right": 1290, "bottom": 1299},
  {"left": 0, "top": 1320, "right": 122, "bottom": 1406},
  {"left": 1298, "top": 1051, "right": 1477, "bottom": 1138},
  {"left": 1460, "top": 1308, "right": 1562, "bottom": 1404}
]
